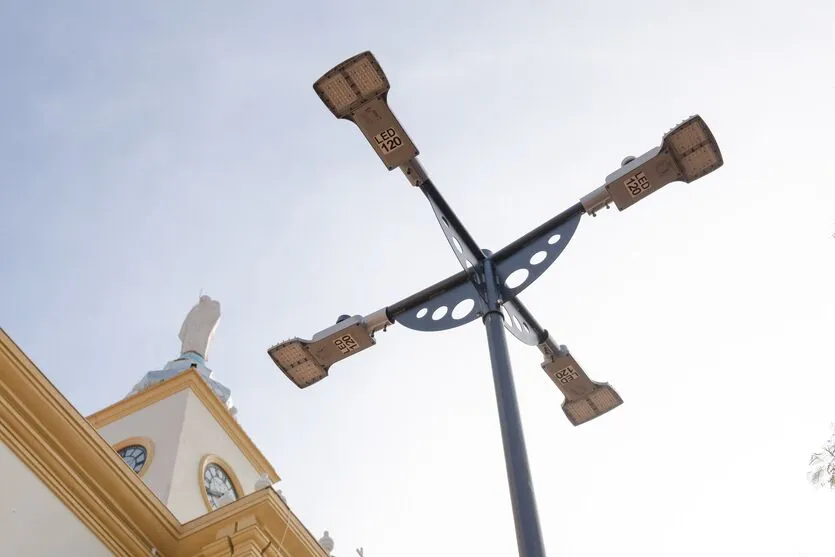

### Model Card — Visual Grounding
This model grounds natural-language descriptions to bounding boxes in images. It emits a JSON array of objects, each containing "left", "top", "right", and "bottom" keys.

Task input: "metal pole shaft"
[{"left": 482, "top": 257, "right": 546, "bottom": 557}]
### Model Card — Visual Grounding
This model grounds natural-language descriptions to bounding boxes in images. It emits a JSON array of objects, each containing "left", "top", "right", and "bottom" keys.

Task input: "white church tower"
[{"left": 85, "top": 295, "right": 279, "bottom": 523}]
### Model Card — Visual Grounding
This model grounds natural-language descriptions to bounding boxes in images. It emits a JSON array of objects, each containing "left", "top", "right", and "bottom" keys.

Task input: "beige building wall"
[
  {"left": 97, "top": 388, "right": 190, "bottom": 504},
  {"left": 1, "top": 441, "right": 113, "bottom": 556},
  {"left": 167, "top": 389, "right": 261, "bottom": 522}
]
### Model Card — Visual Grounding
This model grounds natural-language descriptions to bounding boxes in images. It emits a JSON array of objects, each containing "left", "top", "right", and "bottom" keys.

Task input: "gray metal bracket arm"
[
  {"left": 400, "top": 159, "right": 486, "bottom": 286},
  {"left": 419, "top": 179, "right": 485, "bottom": 272}
]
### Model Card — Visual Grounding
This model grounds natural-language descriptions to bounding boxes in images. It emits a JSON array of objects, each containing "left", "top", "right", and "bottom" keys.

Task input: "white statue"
[
  {"left": 178, "top": 295, "right": 221, "bottom": 359},
  {"left": 808, "top": 423, "right": 835, "bottom": 489}
]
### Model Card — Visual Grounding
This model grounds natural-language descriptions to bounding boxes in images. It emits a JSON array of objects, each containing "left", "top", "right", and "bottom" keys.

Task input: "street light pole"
[
  {"left": 482, "top": 254, "right": 546, "bottom": 557},
  {"left": 268, "top": 51, "right": 724, "bottom": 557}
]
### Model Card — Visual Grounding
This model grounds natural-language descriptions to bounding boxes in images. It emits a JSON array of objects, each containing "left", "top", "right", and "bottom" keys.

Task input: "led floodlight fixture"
[
  {"left": 268, "top": 311, "right": 390, "bottom": 388},
  {"left": 582, "top": 115, "right": 723, "bottom": 214},
  {"left": 540, "top": 342, "right": 623, "bottom": 426},
  {"left": 313, "top": 51, "right": 418, "bottom": 170}
]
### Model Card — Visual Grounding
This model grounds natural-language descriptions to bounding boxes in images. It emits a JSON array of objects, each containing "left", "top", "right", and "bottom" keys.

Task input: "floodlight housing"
[
  {"left": 314, "top": 51, "right": 390, "bottom": 119},
  {"left": 313, "top": 51, "right": 419, "bottom": 170},
  {"left": 541, "top": 346, "right": 623, "bottom": 426},
  {"left": 268, "top": 315, "right": 376, "bottom": 388},
  {"left": 662, "top": 115, "right": 724, "bottom": 182},
  {"left": 562, "top": 385, "right": 623, "bottom": 426},
  {"left": 581, "top": 115, "right": 723, "bottom": 214}
]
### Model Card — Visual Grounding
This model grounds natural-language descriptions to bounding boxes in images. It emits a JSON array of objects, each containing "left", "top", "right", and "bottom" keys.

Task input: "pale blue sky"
[{"left": 2, "top": 1, "right": 835, "bottom": 556}]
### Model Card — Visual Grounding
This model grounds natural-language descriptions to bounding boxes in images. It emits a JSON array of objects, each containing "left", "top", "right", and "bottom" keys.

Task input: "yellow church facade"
[{"left": 0, "top": 327, "right": 331, "bottom": 557}]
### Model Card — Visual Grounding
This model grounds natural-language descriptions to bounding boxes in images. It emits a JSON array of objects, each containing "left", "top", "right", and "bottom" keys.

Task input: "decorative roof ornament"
[
  {"left": 217, "top": 490, "right": 236, "bottom": 508},
  {"left": 319, "top": 531, "right": 334, "bottom": 555},
  {"left": 254, "top": 473, "right": 272, "bottom": 490},
  {"left": 126, "top": 295, "right": 237, "bottom": 417}
]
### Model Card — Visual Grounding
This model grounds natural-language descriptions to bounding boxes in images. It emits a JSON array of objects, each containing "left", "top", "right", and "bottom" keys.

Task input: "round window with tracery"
[{"left": 118, "top": 444, "right": 148, "bottom": 474}]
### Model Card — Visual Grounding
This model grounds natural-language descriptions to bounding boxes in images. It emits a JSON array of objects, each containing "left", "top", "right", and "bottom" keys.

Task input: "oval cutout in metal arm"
[
  {"left": 493, "top": 204, "right": 584, "bottom": 302},
  {"left": 501, "top": 298, "right": 546, "bottom": 346},
  {"left": 393, "top": 271, "right": 487, "bottom": 333}
]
